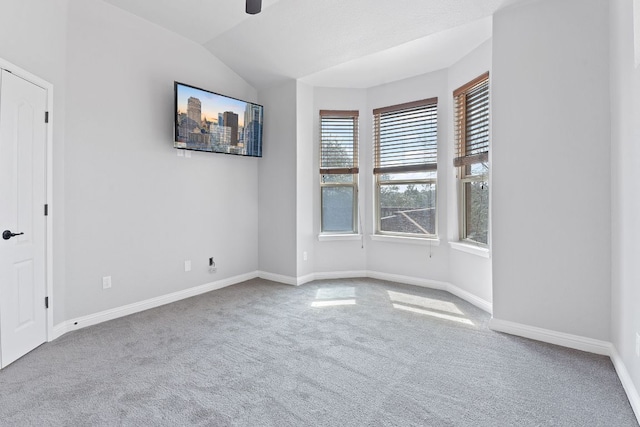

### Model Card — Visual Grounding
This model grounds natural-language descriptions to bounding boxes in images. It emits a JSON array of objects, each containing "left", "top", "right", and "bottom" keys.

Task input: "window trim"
[
  {"left": 454, "top": 72, "right": 490, "bottom": 247},
  {"left": 449, "top": 241, "right": 490, "bottom": 258},
  {"left": 457, "top": 175, "right": 488, "bottom": 246},
  {"left": 374, "top": 177, "right": 438, "bottom": 238},
  {"left": 373, "top": 98, "right": 439, "bottom": 238},
  {"left": 319, "top": 110, "right": 359, "bottom": 235},
  {"left": 371, "top": 234, "right": 440, "bottom": 246},
  {"left": 320, "top": 182, "right": 358, "bottom": 234}
]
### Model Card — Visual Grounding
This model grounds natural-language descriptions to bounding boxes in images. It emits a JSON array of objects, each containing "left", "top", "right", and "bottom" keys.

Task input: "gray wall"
[
  {"left": 610, "top": 0, "right": 640, "bottom": 410},
  {"left": 63, "top": 0, "right": 260, "bottom": 319},
  {"left": 258, "top": 80, "right": 298, "bottom": 278},
  {"left": 296, "top": 81, "right": 315, "bottom": 278},
  {"left": 491, "top": 0, "right": 611, "bottom": 340}
]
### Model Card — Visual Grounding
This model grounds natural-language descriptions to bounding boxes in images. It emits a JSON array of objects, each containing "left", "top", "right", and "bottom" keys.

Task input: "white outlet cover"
[
  {"left": 102, "top": 276, "right": 112, "bottom": 289},
  {"left": 184, "top": 260, "right": 191, "bottom": 272}
]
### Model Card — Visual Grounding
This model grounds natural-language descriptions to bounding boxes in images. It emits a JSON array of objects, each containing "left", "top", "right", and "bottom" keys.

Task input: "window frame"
[
  {"left": 374, "top": 176, "right": 438, "bottom": 238},
  {"left": 458, "top": 172, "right": 488, "bottom": 245},
  {"left": 373, "top": 98, "right": 439, "bottom": 238},
  {"left": 319, "top": 110, "right": 359, "bottom": 235},
  {"left": 453, "top": 72, "right": 490, "bottom": 247}
]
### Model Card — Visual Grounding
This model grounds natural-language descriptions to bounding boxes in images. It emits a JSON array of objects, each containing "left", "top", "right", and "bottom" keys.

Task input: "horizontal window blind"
[
  {"left": 453, "top": 72, "right": 489, "bottom": 167},
  {"left": 373, "top": 98, "right": 438, "bottom": 175},
  {"left": 320, "top": 110, "right": 359, "bottom": 174}
]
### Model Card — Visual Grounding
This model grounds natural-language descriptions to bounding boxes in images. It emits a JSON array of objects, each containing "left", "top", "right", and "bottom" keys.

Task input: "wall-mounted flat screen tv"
[{"left": 174, "top": 82, "right": 263, "bottom": 157}]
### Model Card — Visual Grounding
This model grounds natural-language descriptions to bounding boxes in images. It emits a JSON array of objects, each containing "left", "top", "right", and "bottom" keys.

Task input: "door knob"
[{"left": 2, "top": 230, "right": 24, "bottom": 240}]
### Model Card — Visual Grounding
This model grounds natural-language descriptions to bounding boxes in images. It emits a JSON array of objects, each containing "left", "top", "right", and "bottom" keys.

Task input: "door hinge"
[
  {"left": 44, "top": 204, "right": 48, "bottom": 216},
  {"left": 45, "top": 297, "right": 49, "bottom": 309},
  {"left": 45, "top": 111, "right": 49, "bottom": 123}
]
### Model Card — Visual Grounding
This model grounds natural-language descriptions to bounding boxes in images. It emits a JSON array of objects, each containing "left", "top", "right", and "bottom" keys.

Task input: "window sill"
[
  {"left": 318, "top": 234, "right": 362, "bottom": 242},
  {"left": 370, "top": 234, "right": 440, "bottom": 246},
  {"left": 449, "top": 241, "right": 490, "bottom": 258}
]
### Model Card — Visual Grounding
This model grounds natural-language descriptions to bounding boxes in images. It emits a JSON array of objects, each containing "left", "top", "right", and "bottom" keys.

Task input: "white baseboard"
[
  {"left": 366, "top": 270, "right": 493, "bottom": 314},
  {"left": 488, "top": 317, "right": 612, "bottom": 356},
  {"left": 610, "top": 347, "right": 640, "bottom": 422},
  {"left": 296, "top": 273, "right": 316, "bottom": 286},
  {"left": 442, "top": 283, "right": 493, "bottom": 314},
  {"left": 258, "top": 270, "right": 369, "bottom": 286},
  {"left": 52, "top": 271, "right": 259, "bottom": 339},
  {"left": 257, "top": 270, "right": 299, "bottom": 286},
  {"left": 367, "top": 270, "right": 447, "bottom": 290},
  {"left": 313, "top": 270, "right": 368, "bottom": 281}
]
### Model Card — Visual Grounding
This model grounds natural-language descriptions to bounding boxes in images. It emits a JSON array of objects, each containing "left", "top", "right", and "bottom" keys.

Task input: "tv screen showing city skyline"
[{"left": 174, "top": 82, "right": 263, "bottom": 158}]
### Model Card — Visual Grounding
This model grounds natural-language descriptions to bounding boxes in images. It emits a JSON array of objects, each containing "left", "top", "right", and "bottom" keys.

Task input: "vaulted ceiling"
[{"left": 102, "top": 0, "right": 514, "bottom": 89}]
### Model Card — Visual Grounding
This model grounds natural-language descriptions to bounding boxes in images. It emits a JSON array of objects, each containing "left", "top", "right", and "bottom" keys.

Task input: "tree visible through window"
[
  {"left": 319, "top": 110, "right": 359, "bottom": 233},
  {"left": 373, "top": 99, "right": 438, "bottom": 237},
  {"left": 454, "top": 72, "right": 490, "bottom": 245}
]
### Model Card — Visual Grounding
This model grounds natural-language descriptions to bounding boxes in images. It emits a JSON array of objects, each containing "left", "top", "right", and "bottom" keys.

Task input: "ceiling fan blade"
[{"left": 246, "top": 0, "right": 262, "bottom": 14}]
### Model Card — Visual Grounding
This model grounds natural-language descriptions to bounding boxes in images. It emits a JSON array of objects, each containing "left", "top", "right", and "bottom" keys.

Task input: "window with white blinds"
[
  {"left": 372, "top": 98, "right": 438, "bottom": 237},
  {"left": 454, "top": 73, "right": 489, "bottom": 167},
  {"left": 319, "top": 110, "right": 359, "bottom": 234},
  {"left": 453, "top": 72, "right": 490, "bottom": 246},
  {"left": 373, "top": 98, "right": 438, "bottom": 175},
  {"left": 320, "top": 110, "right": 359, "bottom": 174}
]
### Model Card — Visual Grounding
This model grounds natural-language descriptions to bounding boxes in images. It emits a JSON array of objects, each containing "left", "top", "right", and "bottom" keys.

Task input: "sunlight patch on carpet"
[
  {"left": 311, "top": 299, "right": 357, "bottom": 308},
  {"left": 392, "top": 303, "right": 474, "bottom": 325},
  {"left": 387, "top": 290, "right": 464, "bottom": 315}
]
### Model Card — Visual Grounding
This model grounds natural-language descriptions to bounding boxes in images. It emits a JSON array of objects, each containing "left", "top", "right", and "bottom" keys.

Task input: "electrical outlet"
[
  {"left": 209, "top": 257, "right": 217, "bottom": 273},
  {"left": 184, "top": 260, "right": 191, "bottom": 272},
  {"left": 303, "top": 251, "right": 308, "bottom": 261},
  {"left": 636, "top": 332, "right": 640, "bottom": 357},
  {"left": 102, "top": 276, "right": 112, "bottom": 289}
]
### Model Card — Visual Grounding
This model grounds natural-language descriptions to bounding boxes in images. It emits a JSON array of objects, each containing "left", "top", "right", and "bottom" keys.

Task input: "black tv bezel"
[{"left": 173, "top": 81, "right": 264, "bottom": 158}]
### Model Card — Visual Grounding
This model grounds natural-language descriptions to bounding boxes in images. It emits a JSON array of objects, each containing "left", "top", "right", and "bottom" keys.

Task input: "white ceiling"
[
  {"left": 299, "top": 17, "right": 492, "bottom": 89},
  {"left": 102, "top": 0, "right": 511, "bottom": 89}
]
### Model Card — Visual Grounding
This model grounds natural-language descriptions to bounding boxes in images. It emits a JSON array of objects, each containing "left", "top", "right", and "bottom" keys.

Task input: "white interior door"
[{"left": 0, "top": 69, "right": 47, "bottom": 368}]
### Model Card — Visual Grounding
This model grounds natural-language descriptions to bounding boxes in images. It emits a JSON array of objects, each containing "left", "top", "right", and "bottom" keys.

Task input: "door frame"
[{"left": 0, "top": 57, "right": 54, "bottom": 342}]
